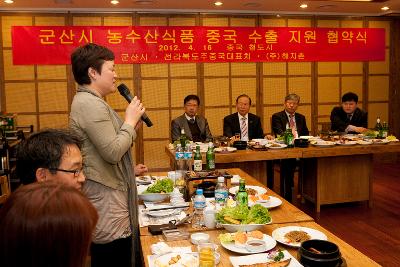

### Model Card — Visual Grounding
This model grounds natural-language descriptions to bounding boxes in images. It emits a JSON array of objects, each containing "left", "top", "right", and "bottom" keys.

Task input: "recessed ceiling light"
[
  {"left": 276, "top": 14, "right": 281, "bottom": 18},
  {"left": 381, "top": 6, "right": 390, "bottom": 11},
  {"left": 4, "top": 0, "right": 14, "bottom": 3},
  {"left": 215, "top": 1, "right": 223, "bottom": 6},
  {"left": 300, "top": 3, "right": 308, "bottom": 9},
  {"left": 110, "top": 0, "right": 119, "bottom": 4}
]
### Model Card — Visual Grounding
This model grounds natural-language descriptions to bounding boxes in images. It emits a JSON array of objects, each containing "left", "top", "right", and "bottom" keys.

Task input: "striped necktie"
[
  {"left": 289, "top": 114, "right": 297, "bottom": 138},
  {"left": 241, "top": 117, "right": 247, "bottom": 139}
]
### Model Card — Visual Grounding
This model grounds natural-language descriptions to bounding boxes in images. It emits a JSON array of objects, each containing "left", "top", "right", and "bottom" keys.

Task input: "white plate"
[
  {"left": 148, "top": 252, "right": 198, "bottom": 267},
  {"left": 249, "top": 196, "right": 282, "bottom": 209},
  {"left": 229, "top": 185, "right": 267, "bottom": 195},
  {"left": 230, "top": 250, "right": 302, "bottom": 267},
  {"left": 299, "top": 136, "right": 314, "bottom": 139},
  {"left": 220, "top": 234, "right": 277, "bottom": 254},
  {"left": 311, "top": 141, "right": 336, "bottom": 147},
  {"left": 214, "top": 147, "right": 237, "bottom": 153},
  {"left": 272, "top": 226, "right": 328, "bottom": 248},
  {"left": 146, "top": 209, "right": 177, "bottom": 217},
  {"left": 335, "top": 141, "right": 357, "bottom": 146},
  {"left": 372, "top": 139, "right": 390, "bottom": 145},
  {"left": 357, "top": 140, "right": 373, "bottom": 145},
  {"left": 268, "top": 143, "right": 288, "bottom": 149},
  {"left": 136, "top": 176, "right": 152, "bottom": 185},
  {"left": 221, "top": 222, "right": 271, "bottom": 233}
]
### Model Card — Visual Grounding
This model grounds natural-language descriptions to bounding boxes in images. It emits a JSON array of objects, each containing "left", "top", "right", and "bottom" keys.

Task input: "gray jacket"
[{"left": 171, "top": 114, "right": 212, "bottom": 142}]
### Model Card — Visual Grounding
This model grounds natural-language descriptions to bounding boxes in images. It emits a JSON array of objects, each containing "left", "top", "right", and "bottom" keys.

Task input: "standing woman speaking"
[{"left": 69, "top": 43, "right": 145, "bottom": 267}]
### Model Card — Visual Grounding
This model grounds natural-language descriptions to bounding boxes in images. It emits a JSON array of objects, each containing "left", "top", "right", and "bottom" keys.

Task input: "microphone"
[{"left": 117, "top": 83, "right": 153, "bottom": 127}]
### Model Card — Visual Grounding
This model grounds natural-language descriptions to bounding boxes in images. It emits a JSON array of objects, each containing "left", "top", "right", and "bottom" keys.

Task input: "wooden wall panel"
[
  {"left": 35, "top": 16, "right": 65, "bottom": 26},
  {"left": 17, "top": 115, "right": 37, "bottom": 131},
  {"left": 369, "top": 49, "right": 390, "bottom": 74},
  {"left": 103, "top": 16, "right": 132, "bottom": 26},
  {"left": 202, "top": 17, "right": 228, "bottom": 26},
  {"left": 205, "top": 107, "right": 230, "bottom": 137},
  {"left": 230, "top": 17, "right": 256, "bottom": 27},
  {"left": 204, "top": 78, "right": 229, "bottom": 106},
  {"left": 5, "top": 83, "right": 36, "bottom": 112},
  {"left": 288, "top": 77, "right": 312, "bottom": 103},
  {"left": 72, "top": 17, "right": 102, "bottom": 26},
  {"left": 318, "top": 62, "right": 340, "bottom": 75},
  {"left": 317, "top": 20, "right": 339, "bottom": 27},
  {"left": 142, "top": 110, "right": 169, "bottom": 138},
  {"left": 288, "top": 62, "right": 311, "bottom": 75},
  {"left": 368, "top": 76, "right": 389, "bottom": 102},
  {"left": 231, "top": 63, "right": 256, "bottom": 76},
  {"left": 261, "top": 18, "right": 286, "bottom": 27},
  {"left": 169, "top": 17, "right": 196, "bottom": 26},
  {"left": 170, "top": 63, "right": 197, "bottom": 77},
  {"left": 342, "top": 77, "right": 363, "bottom": 98},
  {"left": 141, "top": 64, "right": 168, "bottom": 77},
  {"left": 139, "top": 17, "right": 167, "bottom": 26},
  {"left": 171, "top": 79, "right": 197, "bottom": 107},
  {"left": 142, "top": 79, "right": 169, "bottom": 107},
  {"left": 231, "top": 78, "right": 257, "bottom": 105},
  {"left": 39, "top": 114, "right": 68, "bottom": 129},
  {"left": 264, "top": 106, "right": 283, "bottom": 134},
  {"left": 342, "top": 62, "right": 363, "bottom": 74},
  {"left": 204, "top": 63, "right": 229, "bottom": 76},
  {"left": 37, "top": 65, "right": 67, "bottom": 79},
  {"left": 3, "top": 50, "right": 35, "bottom": 80},
  {"left": 263, "top": 63, "right": 286, "bottom": 75},
  {"left": 263, "top": 78, "right": 286, "bottom": 104},
  {"left": 38, "top": 82, "right": 68, "bottom": 112},
  {"left": 318, "top": 77, "right": 340, "bottom": 102}
]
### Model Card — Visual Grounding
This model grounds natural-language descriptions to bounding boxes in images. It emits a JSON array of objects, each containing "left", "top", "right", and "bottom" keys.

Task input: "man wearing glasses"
[
  {"left": 15, "top": 129, "right": 85, "bottom": 190},
  {"left": 171, "top": 94, "right": 212, "bottom": 142}
]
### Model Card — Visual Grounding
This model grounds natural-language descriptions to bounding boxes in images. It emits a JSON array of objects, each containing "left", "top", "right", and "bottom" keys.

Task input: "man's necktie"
[
  {"left": 241, "top": 117, "right": 247, "bottom": 139},
  {"left": 347, "top": 114, "right": 352, "bottom": 121},
  {"left": 189, "top": 118, "right": 195, "bottom": 124},
  {"left": 289, "top": 114, "right": 297, "bottom": 138}
]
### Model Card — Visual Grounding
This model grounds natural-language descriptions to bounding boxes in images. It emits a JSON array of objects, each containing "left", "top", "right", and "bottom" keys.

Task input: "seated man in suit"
[
  {"left": 272, "top": 93, "right": 309, "bottom": 138},
  {"left": 330, "top": 92, "right": 368, "bottom": 133},
  {"left": 271, "top": 93, "right": 309, "bottom": 202},
  {"left": 171, "top": 94, "right": 212, "bottom": 142},
  {"left": 223, "top": 94, "right": 264, "bottom": 141}
]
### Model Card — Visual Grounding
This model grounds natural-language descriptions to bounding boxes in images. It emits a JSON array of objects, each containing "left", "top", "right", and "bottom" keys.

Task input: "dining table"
[
  {"left": 139, "top": 168, "right": 381, "bottom": 266},
  {"left": 165, "top": 141, "right": 400, "bottom": 212}
]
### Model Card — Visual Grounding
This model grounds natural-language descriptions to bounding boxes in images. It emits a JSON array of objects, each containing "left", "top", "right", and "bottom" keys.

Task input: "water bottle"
[
  {"left": 215, "top": 176, "right": 228, "bottom": 210},
  {"left": 192, "top": 189, "right": 206, "bottom": 229},
  {"left": 184, "top": 144, "right": 193, "bottom": 172},
  {"left": 175, "top": 144, "right": 185, "bottom": 178}
]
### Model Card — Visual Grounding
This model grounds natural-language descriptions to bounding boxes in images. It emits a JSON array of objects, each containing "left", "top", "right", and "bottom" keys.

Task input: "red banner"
[{"left": 12, "top": 26, "right": 385, "bottom": 64}]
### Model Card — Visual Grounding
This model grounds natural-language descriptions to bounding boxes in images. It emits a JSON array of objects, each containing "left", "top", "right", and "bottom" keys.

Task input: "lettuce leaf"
[{"left": 144, "top": 179, "right": 174, "bottom": 193}]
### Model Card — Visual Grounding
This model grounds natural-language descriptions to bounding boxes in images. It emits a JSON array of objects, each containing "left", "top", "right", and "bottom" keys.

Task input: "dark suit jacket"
[
  {"left": 330, "top": 107, "right": 368, "bottom": 132},
  {"left": 171, "top": 114, "right": 212, "bottom": 142},
  {"left": 223, "top": 112, "right": 264, "bottom": 139},
  {"left": 271, "top": 110, "right": 309, "bottom": 137}
]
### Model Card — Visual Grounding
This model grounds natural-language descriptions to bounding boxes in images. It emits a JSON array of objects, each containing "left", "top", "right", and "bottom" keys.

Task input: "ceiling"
[{"left": 0, "top": 0, "right": 399, "bottom": 16}]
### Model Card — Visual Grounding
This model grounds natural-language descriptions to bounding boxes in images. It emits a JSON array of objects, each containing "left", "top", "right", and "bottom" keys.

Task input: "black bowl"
[
  {"left": 233, "top": 141, "right": 247, "bottom": 150},
  {"left": 298, "top": 239, "right": 342, "bottom": 267},
  {"left": 196, "top": 181, "right": 216, "bottom": 198},
  {"left": 295, "top": 138, "right": 309, "bottom": 148}
]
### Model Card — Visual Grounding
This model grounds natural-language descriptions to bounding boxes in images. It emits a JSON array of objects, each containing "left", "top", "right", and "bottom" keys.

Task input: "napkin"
[{"left": 151, "top": 242, "right": 192, "bottom": 255}]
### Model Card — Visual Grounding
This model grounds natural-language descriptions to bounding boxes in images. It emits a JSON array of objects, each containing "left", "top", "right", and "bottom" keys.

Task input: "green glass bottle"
[
  {"left": 179, "top": 128, "right": 187, "bottom": 148},
  {"left": 382, "top": 122, "right": 388, "bottom": 138},
  {"left": 285, "top": 128, "right": 294, "bottom": 148},
  {"left": 193, "top": 145, "right": 202, "bottom": 171},
  {"left": 206, "top": 142, "right": 215, "bottom": 170},
  {"left": 236, "top": 178, "right": 248, "bottom": 207}
]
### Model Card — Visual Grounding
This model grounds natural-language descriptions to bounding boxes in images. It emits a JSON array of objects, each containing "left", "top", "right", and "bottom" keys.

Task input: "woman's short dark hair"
[
  {"left": 71, "top": 43, "right": 115, "bottom": 85},
  {"left": 342, "top": 92, "right": 359, "bottom": 103},
  {"left": 0, "top": 182, "right": 98, "bottom": 267},
  {"left": 184, "top": 95, "right": 200, "bottom": 105},
  {"left": 16, "top": 128, "right": 82, "bottom": 185}
]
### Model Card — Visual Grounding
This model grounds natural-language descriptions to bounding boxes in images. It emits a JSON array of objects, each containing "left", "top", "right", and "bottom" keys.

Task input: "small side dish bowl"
[
  {"left": 245, "top": 239, "right": 267, "bottom": 253},
  {"left": 190, "top": 233, "right": 210, "bottom": 245}
]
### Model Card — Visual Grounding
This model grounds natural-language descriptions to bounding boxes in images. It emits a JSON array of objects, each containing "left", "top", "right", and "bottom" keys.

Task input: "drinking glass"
[{"left": 198, "top": 242, "right": 216, "bottom": 267}]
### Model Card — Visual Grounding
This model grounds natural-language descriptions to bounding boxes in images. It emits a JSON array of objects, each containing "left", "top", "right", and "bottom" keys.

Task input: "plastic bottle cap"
[
  {"left": 196, "top": 189, "right": 203, "bottom": 195},
  {"left": 218, "top": 176, "right": 224, "bottom": 183}
]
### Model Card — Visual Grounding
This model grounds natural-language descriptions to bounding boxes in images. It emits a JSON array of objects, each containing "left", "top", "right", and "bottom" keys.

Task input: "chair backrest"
[{"left": 0, "top": 174, "right": 11, "bottom": 204}]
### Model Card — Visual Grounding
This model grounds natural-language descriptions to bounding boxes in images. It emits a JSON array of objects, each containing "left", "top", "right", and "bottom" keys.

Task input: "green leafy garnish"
[
  {"left": 144, "top": 179, "right": 174, "bottom": 194},
  {"left": 216, "top": 204, "right": 271, "bottom": 224},
  {"left": 274, "top": 250, "right": 284, "bottom": 262},
  {"left": 218, "top": 233, "right": 234, "bottom": 243}
]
